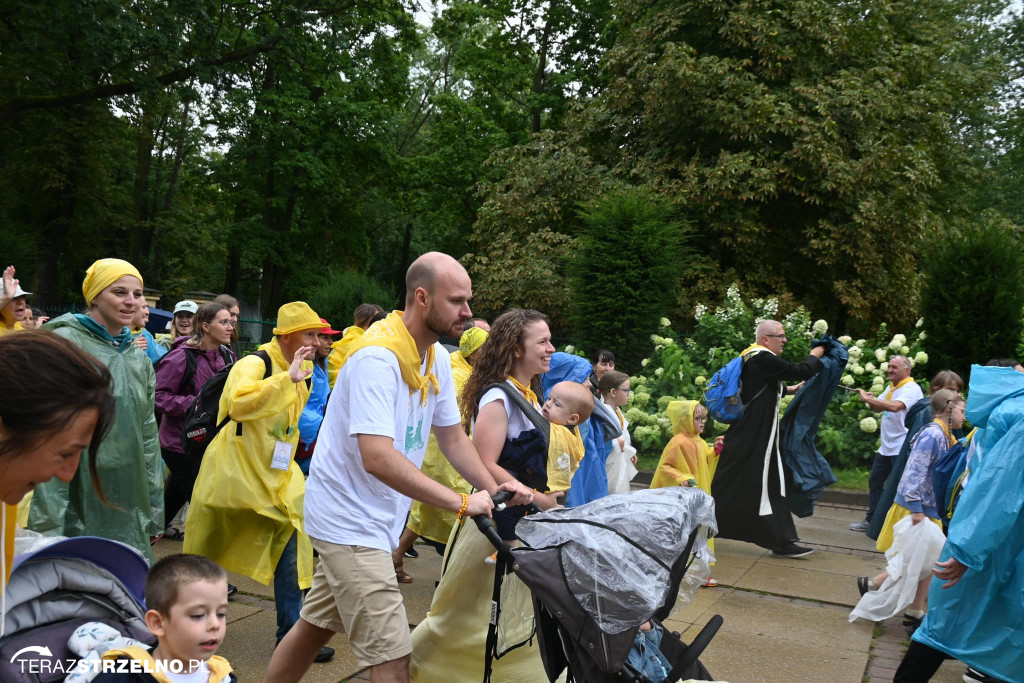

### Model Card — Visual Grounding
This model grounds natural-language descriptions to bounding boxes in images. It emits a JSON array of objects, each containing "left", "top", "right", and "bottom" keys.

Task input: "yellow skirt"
[{"left": 876, "top": 503, "right": 942, "bottom": 552}]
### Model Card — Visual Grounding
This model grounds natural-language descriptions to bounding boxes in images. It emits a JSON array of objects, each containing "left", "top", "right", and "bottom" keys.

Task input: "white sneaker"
[{"left": 849, "top": 520, "right": 869, "bottom": 532}]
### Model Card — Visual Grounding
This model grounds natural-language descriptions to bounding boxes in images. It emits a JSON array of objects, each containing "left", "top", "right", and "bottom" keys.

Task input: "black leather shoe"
[{"left": 314, "top": 646, "right": 335, "bottom": 663}]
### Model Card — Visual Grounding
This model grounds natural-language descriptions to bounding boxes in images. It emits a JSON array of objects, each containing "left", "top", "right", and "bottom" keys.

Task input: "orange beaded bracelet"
[{"left": 455, "top": 492, "right": 469, "bottom": 520}]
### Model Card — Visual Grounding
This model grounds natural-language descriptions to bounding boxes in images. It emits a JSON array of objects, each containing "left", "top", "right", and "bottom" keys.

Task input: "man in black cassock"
[{"left": 711, "top": 320, "right": 825, "bottom": 557}]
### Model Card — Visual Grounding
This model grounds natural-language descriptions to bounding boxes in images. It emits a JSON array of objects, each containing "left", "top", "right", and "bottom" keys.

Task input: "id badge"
[{"left": 271, "top": 440, "right": 293, "bottom": 471}]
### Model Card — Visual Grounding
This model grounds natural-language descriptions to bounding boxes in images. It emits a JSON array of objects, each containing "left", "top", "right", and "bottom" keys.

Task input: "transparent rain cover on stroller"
[{"left": 514, "top": 487, "right": 717, "bottom": 635}]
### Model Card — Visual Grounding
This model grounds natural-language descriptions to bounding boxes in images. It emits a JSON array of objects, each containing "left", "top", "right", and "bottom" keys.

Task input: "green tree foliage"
[
  {"left": 572, "top": 0, "right": 1009, "bottom": 328},
  {"left": 567, "top": 189, "right": 692, "bottom": 369},
  {"left": 920, "top": 221, "right": 1024, "bottom": 376},
  {"left": 303, "top": 268, "right": 397, "bottom": 329}
]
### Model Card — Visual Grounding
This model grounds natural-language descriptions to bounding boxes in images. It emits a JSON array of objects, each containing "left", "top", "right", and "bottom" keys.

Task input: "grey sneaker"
[{"left": 849, "top": 520, "right": 870, "bottom": 532}]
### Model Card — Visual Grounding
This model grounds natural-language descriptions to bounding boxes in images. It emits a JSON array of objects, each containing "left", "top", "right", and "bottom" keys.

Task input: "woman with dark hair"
[
  {"left": 214, "top": 294, "right": 242, "bottom": 357},
  {"left": 411, "top": 309, "right": 555, "bottom": 681},
  {"left": 1, "top": 330, "right": 116, "bottom": 622},
  {"left": 155, "top": 302, "right": 235, "bottom": 537},
  {"left": 27, "top": 258, "right": 163, "bottom": 562},
  {"left": 589, "top": 348, "right": 615, "bottom": 396}
]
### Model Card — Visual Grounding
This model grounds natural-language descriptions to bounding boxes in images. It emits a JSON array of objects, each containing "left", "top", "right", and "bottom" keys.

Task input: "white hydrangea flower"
[
  {"left": 881, "top": 361, "right": 889, "bottom": 372},
  {"left": 654, "top": 367, "right": 664, "bottom": 377},
  {"left": 888, "top": 338, "right": 902, "bottom": 351},
  {"left": 837, "top": 335, "right": 852, "bottom": 345},
  {"left": 641, "top": 358, "right": 649, "bottom": 367},
  {"left": 812, "top": 319, "right": 828, "bottom": 335},
  {"left": 694, "top": 304, "right": 708, "bottom": 320},
  {"left": 900, "top": 345, "right": 910, "bottom": 355},
  {"left": 841, "top": 374, "right": 855, "bottom": 386},
  {"left": 874, "top": 348, "right": 887, "bottom": 362},
  {"left": 625, "top": 408, "right": 644, "bottom": 423},
  {"left": 659, "top": 317, "right": 671, "bottom": 329},
  {"left": 848, "top": 346, "right": 862, "bottom": 359},
  {"left": 856, "top": 339, "right": 868, "bottom": 348},
  {"left": 726, "top": 283, "right": 741, "bottom": 301},
  {"left": 918, "top": 331, "right": 926, "bottom": 342},
  {"left": 852, "top": 365, "right": 864, "bottom": 375},
  {"left": 633, "top": 375, "right": 646, "bottom": 386},
  {"left": 915, "top": 351, "right": 929, "bottom": 365},
  {"left": 860, "top": 417, "right": 878, "bottom": 433},
  {"left": 894, "top": 334, "right": 907, "bottom": 345},
  {"left": 871, "top": 383, "right": 884, "bottom": 394},
  {"left": 650, "top": 334, "right": 659, "bottom": 343},
  {"left": 657, "top": 416, "right": 671, "bottom": 429},
  {"left": 563, "top": 344, "right": 575, "bottom": 354},
  {"left": 694, "top": 375, "right": 707, "bottom": 386},
  {"left": 864, "top": 363, "right": 875, "bottom": 372},
  {"left": 916, "top": 318, "right": 924, "bottom": 328}
]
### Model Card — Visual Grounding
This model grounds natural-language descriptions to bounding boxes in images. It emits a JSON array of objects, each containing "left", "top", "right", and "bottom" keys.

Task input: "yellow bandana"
[
  {"left": 884, "top": 376, "right": 913, "bottom": 401},
  {"left": 739, "top": 343, "right": 772, "bottom": 358},
  {"left": 343, "top": 310, "right": 438, "bottom": 406},
  {"left": 82, "top": 258, "right": 143, "bottom": 305},
  {"left": 546, "top": 424, "right": 585, "bottom": 492},
  {"left": 509, "top": 376, "right": 538, "bottom": 406},
  {"left": 615, "top": 406, "right": 624, "bottom": 429}
]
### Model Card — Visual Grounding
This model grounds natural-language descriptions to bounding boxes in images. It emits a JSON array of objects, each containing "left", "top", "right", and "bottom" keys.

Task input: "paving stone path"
[{"left": 154, "top": 492, "right": 969, "bottom": 682}]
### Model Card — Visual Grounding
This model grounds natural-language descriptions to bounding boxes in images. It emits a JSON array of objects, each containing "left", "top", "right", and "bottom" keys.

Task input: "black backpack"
[{"left": 181, "top": 351, "right": 272, "bottom": 460}]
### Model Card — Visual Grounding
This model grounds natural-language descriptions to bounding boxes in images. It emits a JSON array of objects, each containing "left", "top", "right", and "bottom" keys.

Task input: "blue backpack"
[
  {"left": 704, "top": 349, "right": 766, "bottom": 423},
  {"left": 932, "top": 428, "right": 975, "bottom": 526}
]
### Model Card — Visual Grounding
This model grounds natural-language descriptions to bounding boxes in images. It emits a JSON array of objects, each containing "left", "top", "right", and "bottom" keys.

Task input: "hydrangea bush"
[{"left": 623, "top": 286, "right": 929, "bottom": 470}]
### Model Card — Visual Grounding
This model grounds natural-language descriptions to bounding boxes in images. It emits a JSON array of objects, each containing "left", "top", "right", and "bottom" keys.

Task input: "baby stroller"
[
  {"left": 474, "top": 487, "right": 723, "bottom": 683},
  {"left": 0, "top": 536, "right": 155, "bottom": 682}
]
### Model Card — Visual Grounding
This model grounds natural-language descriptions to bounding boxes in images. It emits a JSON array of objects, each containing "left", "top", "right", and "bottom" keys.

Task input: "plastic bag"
[{"left": 849, "top": 516, "right": 946, "bottom": 622}]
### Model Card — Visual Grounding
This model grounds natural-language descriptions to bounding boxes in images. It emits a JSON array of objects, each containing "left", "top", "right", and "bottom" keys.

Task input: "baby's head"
[
  {"left": 144, "top": 554, "right": 229, "bottom": 667},
  {"left": 542, "top": 381, "right": 595, "bottom": 426}
]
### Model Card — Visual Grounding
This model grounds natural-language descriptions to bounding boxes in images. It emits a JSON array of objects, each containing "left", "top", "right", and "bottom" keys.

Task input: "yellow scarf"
[
  {"left": 932, "top": 418, "right": 955, "bottom": 448},
  {"left": 615, "top": 406, "right": 624, "bottom": 429},
  {"left": 508, "top": 375, "right": 538, "bottom": 406},
  {"left": 884, "top": 376, "right": 913, "bottom": 401},
  {"left": 739, "top": 343, "right": 772, "bottom": 358},
  {"left": 342, "top": 311, "right": 438, "bottom": 406}
]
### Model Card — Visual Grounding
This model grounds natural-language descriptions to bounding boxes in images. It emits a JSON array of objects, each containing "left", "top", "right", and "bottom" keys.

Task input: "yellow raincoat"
[
  {"left": 184, "top": 339, "right": 314, "bottom": 588},
  {"left": 0, "top": 320, "right": 24, "bottom": 336},
  {"left": 406, "top": 349, "right": 474, "bottom": 543},
  {"left": 652, "top": 401, "right": 720, "bottom": 558},
  {"left": 326, "top": 325, "right": 365, "bottom": 388},
  {"left": 546, "top": 424, "right": 585, "bottom": 492}
]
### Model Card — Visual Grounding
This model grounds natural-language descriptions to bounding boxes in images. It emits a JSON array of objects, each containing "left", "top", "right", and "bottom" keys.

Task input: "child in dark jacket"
[{"left": 93, "top": 554, "right": 236, "bottom": 682}]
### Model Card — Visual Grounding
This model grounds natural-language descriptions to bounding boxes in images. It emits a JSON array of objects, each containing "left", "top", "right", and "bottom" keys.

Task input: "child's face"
[
  {"left": 149, "top": 579, "right": 228, "bottom": 667},
  {"left": 542, "top": 385, "right": 580, "bottom": 426},
  {"left": 693, "top": 408, "right": 708, "bottom": 435}
]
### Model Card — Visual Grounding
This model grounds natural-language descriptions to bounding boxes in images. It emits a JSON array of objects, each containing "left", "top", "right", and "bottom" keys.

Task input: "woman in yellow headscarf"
[
  {"left": 326, "top": 303, "right": 384, "bottom": 388},
  {"left": 651, "top": 400, "right": 721, "bottom": 585},
  {"left": 28, "top": 258, "right": 164, "bottom": 562}
]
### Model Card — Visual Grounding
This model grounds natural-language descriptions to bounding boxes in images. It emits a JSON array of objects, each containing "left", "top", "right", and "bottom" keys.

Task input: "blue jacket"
[
  {"left": 134, "top": 328, "right": 167, "bottom": 364},
  {"left": 913, "top": 366, "right": 1024, "bottom": 682},
  {"left": 778, "top": 336, "right": 845, "bottom": 517},
  {"left": 298, "top": 363, "right": 329, "bottom": 445},
  {"left": 540, "top": 352, "right": 592, "bottom": 399}
]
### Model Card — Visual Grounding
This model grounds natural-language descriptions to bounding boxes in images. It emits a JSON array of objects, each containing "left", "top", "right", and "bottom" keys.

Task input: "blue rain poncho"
[
  {"left": 540, "top": 353, "right": 614, "bottom": 507},
  {"left": 778, "top": 336, "right": 845, "bottom": 517},
  {"left": 912, "top": 365, "right": 1024, "bottom": 682}
]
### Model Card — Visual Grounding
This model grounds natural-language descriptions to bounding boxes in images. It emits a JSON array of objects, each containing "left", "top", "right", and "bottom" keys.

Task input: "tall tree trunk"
[
  {"left": 531, "top": 7, "right": 555, "bottom": 134},
  {"left": 129, "top": 100, "right": 155, "bottom": 267},
  {"left": 398, "top": 222, "right": 413, "bottom": 303}
]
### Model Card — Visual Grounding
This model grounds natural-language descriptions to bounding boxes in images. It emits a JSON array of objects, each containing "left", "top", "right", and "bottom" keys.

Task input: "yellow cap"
[
  {"left": 82, "top": 258, "right": 144, "bottom": 305},
  {"left": 459, "top": 326, "right": 488, "bottom": 357},
  {"left": 273, "top": 302, "right": 323, "bottom": 335}
]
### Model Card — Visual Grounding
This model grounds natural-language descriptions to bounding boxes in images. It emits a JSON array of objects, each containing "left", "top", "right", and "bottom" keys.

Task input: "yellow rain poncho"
[
  {"left": 651, "top": 401, "right": 719, "bottom": 493},
  {"left": 407, "top": 348, "right": 475, "bottom": 544},
  {"left": 327, "top": 325, "right": 365, "bottom": 388},
  {"left": 546, "top": 424, "right": 585, "bottom": 492},
  {"left": 0, "top": 320, "right": 24, "bottom": 336},
  {"left": 184, "top": 338, "right": 314, "bottom": 588}
]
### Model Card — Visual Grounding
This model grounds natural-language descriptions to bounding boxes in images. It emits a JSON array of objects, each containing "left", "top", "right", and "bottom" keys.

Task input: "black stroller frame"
[{"left": 474, "top": 492, "right": 723, "bottom": 683}]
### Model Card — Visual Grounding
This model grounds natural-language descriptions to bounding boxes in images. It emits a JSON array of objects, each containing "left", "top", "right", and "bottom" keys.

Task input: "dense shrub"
[
  {"left": 304, "top": 268, "right": 397, "bottom": 329},
  {"left": 567, "top": 188, "right": 693, "bottom": 370},
  {"left": 921, "top": 223, "right": 1024, "bottom": 377}
]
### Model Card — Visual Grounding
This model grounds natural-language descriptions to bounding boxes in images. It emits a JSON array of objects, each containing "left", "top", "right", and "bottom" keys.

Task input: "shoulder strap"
[
  {"left": 219, "top": 344, "right": 233, "bottom": 366},
  {"left": 253, "top": 350, "right": 273, "bottom": 379},
  {"left": 484, "top": 382, "right": 550, "bottom": 448},
  {"left": 179, "top": 350, "right": 199, "bottom": 394}
]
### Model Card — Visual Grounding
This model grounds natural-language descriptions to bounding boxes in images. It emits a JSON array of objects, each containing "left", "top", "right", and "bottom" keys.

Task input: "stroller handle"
[{"left": 472, "top": 490, "right": 543, "bottom": 554}]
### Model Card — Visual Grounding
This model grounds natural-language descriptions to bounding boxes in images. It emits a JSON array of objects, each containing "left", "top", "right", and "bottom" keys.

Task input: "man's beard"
[{"left": 425, "top": 307, "right": 466, "bottom": 339}]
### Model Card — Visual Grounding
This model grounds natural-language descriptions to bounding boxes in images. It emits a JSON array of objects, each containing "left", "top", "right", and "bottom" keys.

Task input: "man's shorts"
[{"left": 300, "top": 538, "right": 411, "bottom": 668}]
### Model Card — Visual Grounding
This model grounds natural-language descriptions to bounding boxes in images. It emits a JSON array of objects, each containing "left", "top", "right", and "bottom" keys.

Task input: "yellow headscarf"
[
  {"left": 272, "top": 302, "right": 322, "bottom": 335},
  {"left": 341, "top": 310, "right": 438, "bottom": 406},
  {"left": 82, "top": 259, "right": 144, "bottom": 305},
  {"left": 459, "top": 326, "right": 488, "bottom": 357}
]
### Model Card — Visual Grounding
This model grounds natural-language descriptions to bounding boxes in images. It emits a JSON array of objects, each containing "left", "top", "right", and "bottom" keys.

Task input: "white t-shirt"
[
  {"left": 879, "top": 380, "right": 924, "bottom": 455},
  {"left": 478, "top": 381, "right": 539, "bottom": 439},
  {"left": 164, "top": 661, "right": 209, "bottom": 683},
  {"left": 304, "top": 343, "right": 461, "bottom": 551}
]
